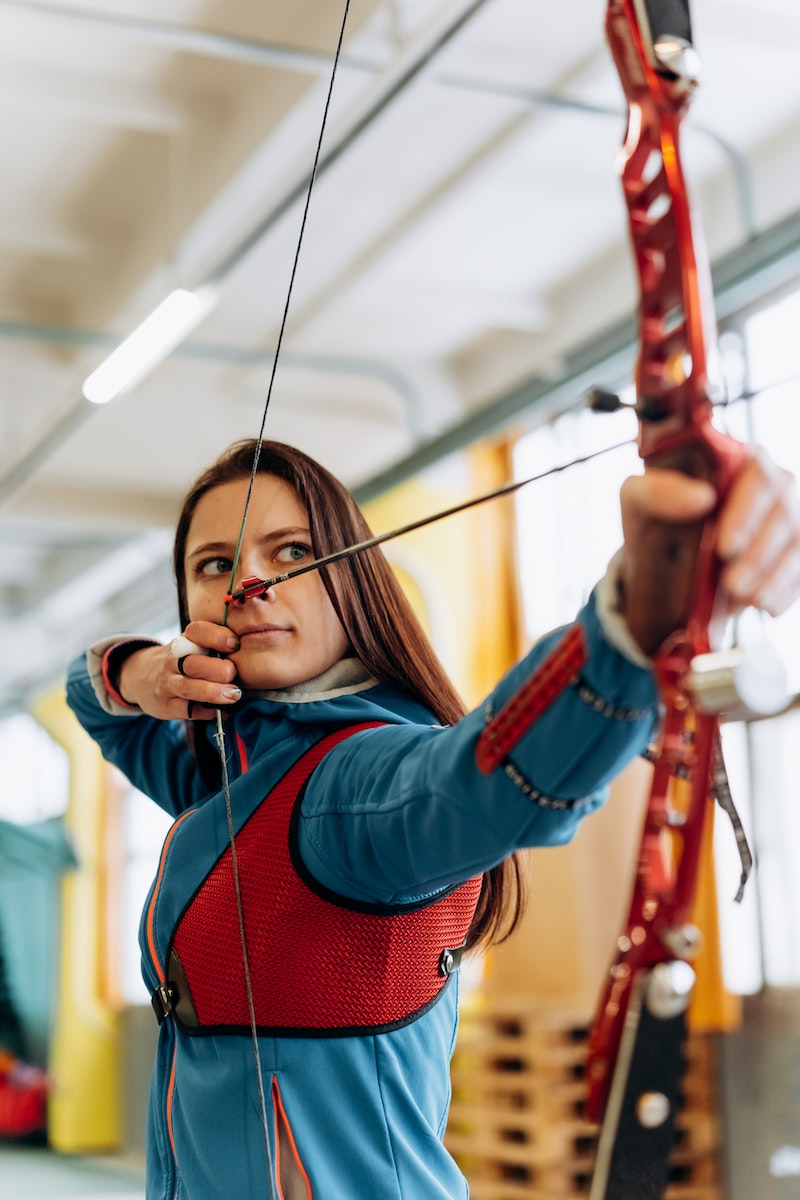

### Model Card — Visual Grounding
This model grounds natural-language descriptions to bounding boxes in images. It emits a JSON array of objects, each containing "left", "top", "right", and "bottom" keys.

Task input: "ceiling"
[{"left": 3, "top": 0, "right": 800, "bottom": 715}]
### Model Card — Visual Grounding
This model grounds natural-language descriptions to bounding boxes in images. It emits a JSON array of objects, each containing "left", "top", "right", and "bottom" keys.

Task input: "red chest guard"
[{"left": 162, "top": 723, "right": 483, "bottom": 1036}]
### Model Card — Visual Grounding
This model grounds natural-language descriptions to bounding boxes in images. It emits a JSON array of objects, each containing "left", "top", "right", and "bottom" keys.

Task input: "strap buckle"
[
  {"left": 438, "top": 947, "right": 464, "bottom": 978},
  {"left": 151, "top": 981, "right": 177, "bottom": 1025}
]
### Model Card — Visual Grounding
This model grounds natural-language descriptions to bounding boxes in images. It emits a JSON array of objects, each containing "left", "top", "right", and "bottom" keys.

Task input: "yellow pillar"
[{"left": 33, "top": 690, "right": 121, "bottom": 1152}]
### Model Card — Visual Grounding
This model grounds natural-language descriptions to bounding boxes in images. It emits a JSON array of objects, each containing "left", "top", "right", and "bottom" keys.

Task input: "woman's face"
[{"left": 183, "top": 474, "right": 350, "bottom": 690}]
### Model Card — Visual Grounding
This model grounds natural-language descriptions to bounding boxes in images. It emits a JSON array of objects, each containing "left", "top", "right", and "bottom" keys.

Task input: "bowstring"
[{"left": 211, "top": 3, "right": 354, "bottom": 1194}]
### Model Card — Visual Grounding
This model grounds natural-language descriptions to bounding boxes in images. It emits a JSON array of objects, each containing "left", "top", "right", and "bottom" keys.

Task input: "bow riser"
[
  {"left": 586, "top": 0, "right": 750, "bottom": 1182},
  {"left": 605, "top": 0, "right": 746, "bottom": 660},
  {"left": 608, "top": 0, "right": 715, "bottom": 441}
]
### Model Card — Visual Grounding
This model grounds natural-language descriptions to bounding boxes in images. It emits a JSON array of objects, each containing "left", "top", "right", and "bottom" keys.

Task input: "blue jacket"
[{"left": 66, "top": 590, "right": 657, "bottom": 1199}]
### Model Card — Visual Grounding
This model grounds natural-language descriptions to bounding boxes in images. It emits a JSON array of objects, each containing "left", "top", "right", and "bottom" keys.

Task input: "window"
[
  {"left": 512, "top": 295, "right": 800, "bottom": 993},
  {"left": 0, "top": 713, "right": 68, "bottom": 825},
  {"left": 513, "top": 403, "right": 638, "bottom": 641}
]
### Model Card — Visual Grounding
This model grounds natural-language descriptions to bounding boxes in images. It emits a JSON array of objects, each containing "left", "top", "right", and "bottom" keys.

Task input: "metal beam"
[
  {"left": 353, "top": 207, "right": 800, "bottom": 505},
  {"left": 204, "top": 0, "right": 495, "bottom": 287},
  {"left": 0, "top": 0, "right": 494, "bottom": 510},
  {"left": 0, "top": 0, "right": 367, "bottom": 75}
]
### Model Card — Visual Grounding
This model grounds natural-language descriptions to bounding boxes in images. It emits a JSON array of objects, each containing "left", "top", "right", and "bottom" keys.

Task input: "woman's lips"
[{"left": 237, "top": 624, "right": 290, "bottom": 640}]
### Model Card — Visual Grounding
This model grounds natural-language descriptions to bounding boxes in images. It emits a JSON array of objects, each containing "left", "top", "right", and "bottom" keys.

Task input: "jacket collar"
[{"left": 248, "top": 657, "right": 378, "bottom": 705}]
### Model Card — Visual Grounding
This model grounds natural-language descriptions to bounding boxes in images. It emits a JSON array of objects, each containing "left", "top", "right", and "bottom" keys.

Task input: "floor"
[
  {"left": 2, "top": 988, "right": 799, "bottom": 1199},
  {"left": 0, "top": 1144, "right": 145, "bottom": 1200},
  {"left": 719, "top": 987, "right": 800, "bottom": 1200}
]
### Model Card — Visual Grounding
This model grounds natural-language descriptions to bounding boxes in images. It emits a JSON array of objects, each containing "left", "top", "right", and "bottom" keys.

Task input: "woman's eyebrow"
[
  {"left": 259, "top": 526, "right": 312, "bottom": 543},
  {"left": 187, "top": 528, "right": 312, "bottom": 557},
  {"left": 186, "top": 540, "right": 233, "bottom": 560}
]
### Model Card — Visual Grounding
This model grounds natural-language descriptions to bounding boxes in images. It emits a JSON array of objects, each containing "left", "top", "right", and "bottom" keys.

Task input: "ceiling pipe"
[
  {"left": 0, "top": 0, "right": 493, "bottom": 505},
  {"left": 0, "top": 318, "right": 425, "bottom": 417},
  {"left": 0, "top": 0, "right": 760, "bottom": 506},
  {"left": 434, "top": 72, "right": 757, "bottom": 241},
  {"left": 201, "top": 0, "right": 495, "bottom": 288},
  {"left": 0, "top": 0, "right": 375, "bottom": 75},
  {"left": 4, "top": 202, "right": 799, "bottom": 513},
  {"left": 352, "top": 205, "right": 800, "bottom": 504},
  {"left": 7, "top": 0, "right": 757, "bottom": 241}
]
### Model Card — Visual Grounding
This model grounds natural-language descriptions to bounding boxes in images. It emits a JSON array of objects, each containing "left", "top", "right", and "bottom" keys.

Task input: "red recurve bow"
[
  {"left": 208, "top": 3, "right": 780, "bottom": 1195},
  {"left": 585, "top": 1, "right": 776, "bottom": 1196}
]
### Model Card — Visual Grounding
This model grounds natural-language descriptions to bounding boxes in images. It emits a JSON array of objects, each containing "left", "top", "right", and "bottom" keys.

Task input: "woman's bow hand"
[
  {"left": 619, "top": 449, "right": 800, "bottom": 655},
  {"left": 117, "top": 621, "right": 242, "bottom": 720}
]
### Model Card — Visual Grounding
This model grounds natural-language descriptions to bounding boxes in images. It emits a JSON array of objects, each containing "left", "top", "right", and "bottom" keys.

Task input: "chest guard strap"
[{"left": 165, "top": 723, "right": 483, "bottom": 1037}]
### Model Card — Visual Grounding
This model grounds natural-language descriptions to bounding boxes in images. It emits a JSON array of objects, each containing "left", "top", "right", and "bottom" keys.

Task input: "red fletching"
[{"left": 225, "top": 576, "right": 270, "bottom": 603}]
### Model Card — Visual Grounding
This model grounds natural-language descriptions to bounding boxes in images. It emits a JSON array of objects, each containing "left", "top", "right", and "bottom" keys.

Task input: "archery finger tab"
[{"left": 170, "top": 635, "right": 208, "bottom": 658}]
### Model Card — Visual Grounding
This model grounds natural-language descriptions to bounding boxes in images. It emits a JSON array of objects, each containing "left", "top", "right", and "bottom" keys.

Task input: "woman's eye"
[
  {"left": 276, "top": 542, "right": 311, "bottom": 564},
  {"left": 197, "top": 556, "right": 233, "bottom": 578}
]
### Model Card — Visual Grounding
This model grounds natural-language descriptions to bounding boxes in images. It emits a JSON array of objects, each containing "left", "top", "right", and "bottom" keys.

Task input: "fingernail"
[
  {"left": 226, "top": 637, "right": 240, "bottom": 651},
  {"left": 728, "top": 564, "right": 757, "bottom": 599},
  {"left": 755, "top": 587, "right": 778, "bottom": 615},
  {"left": 720, "top": 535, "right": 741, "bottom": 562},
  {"left": 725, "top": 530, "right": 750, "bottom": 560},
  {"left": 222, "top": 686, "right": 242, "bottom": 701}
]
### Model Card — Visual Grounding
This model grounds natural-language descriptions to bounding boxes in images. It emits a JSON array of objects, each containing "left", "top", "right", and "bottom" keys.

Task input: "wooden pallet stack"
[{"left": 445, "top": 995, "right": 723, "bottom": 1199}]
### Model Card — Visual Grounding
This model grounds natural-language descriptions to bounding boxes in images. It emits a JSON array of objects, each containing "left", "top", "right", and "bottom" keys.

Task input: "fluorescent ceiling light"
[{"left": 82, "top": 285, "right": 217, "bottom": 405}]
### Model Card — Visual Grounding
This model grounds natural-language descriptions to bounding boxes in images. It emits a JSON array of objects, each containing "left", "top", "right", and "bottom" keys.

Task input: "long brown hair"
[{"left": 173, "top": 439, "right": 526, "bottom": 950}]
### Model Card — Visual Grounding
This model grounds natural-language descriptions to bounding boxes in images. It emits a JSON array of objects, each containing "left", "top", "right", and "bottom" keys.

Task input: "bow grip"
[{"left": 622, "top": 423, "right": 747, "bottom": 657}]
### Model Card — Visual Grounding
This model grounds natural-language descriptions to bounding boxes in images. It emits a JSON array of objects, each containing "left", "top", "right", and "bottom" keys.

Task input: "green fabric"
[
  {"left": 0, "top": 819, "right": 77, "bottom": 876},
  {"left": 0, "top": 820, "right": 77, "bottom": 1066}
]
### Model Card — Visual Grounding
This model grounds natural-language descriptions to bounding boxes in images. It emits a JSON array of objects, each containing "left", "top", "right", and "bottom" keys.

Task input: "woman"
[{"left": 67, "top": 439, "right": 800, "bottom": 1200}]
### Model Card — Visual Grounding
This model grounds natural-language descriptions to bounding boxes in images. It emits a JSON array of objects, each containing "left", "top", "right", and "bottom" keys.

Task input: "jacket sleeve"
[
  {"left": 65, "top": 647, "right": 211, "bottom": 818},
  {"left": 298, "top": 585, "right": 659, "bottom": 906}
]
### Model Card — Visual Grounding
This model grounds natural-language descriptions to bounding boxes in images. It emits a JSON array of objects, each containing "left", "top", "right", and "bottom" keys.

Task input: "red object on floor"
[{"left": 0, "top": 1050, "right": 48, "bottom": 1136}]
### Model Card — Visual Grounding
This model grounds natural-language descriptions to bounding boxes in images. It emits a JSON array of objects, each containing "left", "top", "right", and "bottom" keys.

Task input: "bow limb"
[{"left": 585, "top": 2, "right": 752, "bottom": 1196}]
